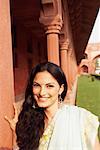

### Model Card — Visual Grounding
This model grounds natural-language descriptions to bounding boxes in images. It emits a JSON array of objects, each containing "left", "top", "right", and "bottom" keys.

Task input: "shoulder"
[
  {"left": 72, "top": 105, "right": 99, "bottom": 137},
  {"left": 63, "top": 104, "right": 99, "bottom": 147},
  {"left": 78, "top": 106, "right": 99, "bottom": 126},
  {"left": 77, "top": 107, "right": 99, "bottom": 148},
  {"left": 64, "top": 104, "right": 98, "bottom": 117},
  {"left": 63, "top": 104, "right": 99, "bottom": 126}
]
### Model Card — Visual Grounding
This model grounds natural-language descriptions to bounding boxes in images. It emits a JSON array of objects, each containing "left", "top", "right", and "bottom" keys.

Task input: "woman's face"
[{"left": 32, "top": 71, "right": 64, "bottom": 109}]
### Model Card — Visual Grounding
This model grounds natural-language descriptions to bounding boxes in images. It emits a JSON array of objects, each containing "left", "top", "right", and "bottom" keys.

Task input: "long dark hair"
[{"left": 16, "top": 62, "right": 68, "bottom": 150}]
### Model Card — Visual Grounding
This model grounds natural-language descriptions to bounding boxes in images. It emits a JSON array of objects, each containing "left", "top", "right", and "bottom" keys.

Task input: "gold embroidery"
[{"left": 39, "top": 123, "right": 54, "bottom": 150}]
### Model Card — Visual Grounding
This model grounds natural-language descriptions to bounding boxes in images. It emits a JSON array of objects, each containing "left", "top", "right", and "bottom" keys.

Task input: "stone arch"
[
  {"left": 92, "top": 55, "right": 100, "bottom": 74},
  {"left": 80, "top": 65, "right": 88, "bottom": 73},
  {"left": 92, "top": 55, "right": 100, "bottom": 68},
  {"left": 93, "top": 54, "right": 100, "bottom": 61}
]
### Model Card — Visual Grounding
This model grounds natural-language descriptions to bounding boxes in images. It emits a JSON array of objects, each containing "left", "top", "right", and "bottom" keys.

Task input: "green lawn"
[
  {"left": 76, "top": 74, "right": 100, "bottom": 116},
  {"left": 76, "top": 74, "right": 100, "bottom": 139}
]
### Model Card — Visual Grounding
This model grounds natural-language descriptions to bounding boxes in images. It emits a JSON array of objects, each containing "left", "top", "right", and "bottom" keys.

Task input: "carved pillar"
[
  {"left": 39, "top": 0, "right": 63, "bottom": 65},
  {"left": 40, "top": 17, "right": 62, "bottom": 65},
  {"left": 67, "top": 47, "right": 73, "bottom": 90},
  {"left": 47, "top": 23, "right": 63, "bottom": 65},
  {"left": 0, "top": 0, "right": 15, "bottom": 149},
  {"left": 66, "top": 40, "right": 77, "bottom": 89},
  {"left": 60, "top": 39, "right": 69, "bottom": 80}
]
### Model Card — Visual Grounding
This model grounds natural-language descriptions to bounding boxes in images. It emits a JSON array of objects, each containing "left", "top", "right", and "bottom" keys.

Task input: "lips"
[
  {"left": 38, "top": 96, "right": 50, "bottom": 101},
  {"left": 34, "top": 94, "right": 50, "bottom": 101}
]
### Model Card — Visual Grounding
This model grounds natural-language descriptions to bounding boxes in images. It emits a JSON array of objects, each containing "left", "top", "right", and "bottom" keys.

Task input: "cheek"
[
  {"left": 34, "top": 95, "right": 38, "bottom": 100},
  {"left": 33, "top": 88, "right": 40, "bottom": 95},
  {"left": 32, "top": 89, "right": 39, "bottom": 100},
  {"left": 50, "top": 89, "right": 59, "bottom": 96}
]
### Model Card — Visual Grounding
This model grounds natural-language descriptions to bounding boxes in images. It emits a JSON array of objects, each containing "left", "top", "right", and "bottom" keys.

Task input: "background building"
[{"left": 79, "top": 9, "right": 100, "bottom": 74}]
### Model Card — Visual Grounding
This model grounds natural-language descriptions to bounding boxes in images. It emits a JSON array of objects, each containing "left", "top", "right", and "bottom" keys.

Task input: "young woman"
[{"left": 5, "top": 62, "right": 100, "bottom": 150}]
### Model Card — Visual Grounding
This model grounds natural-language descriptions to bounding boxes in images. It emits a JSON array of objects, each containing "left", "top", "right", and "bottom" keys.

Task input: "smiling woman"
[
  {"left": 5, "top": 62, "right": 100, "bottom": 150},
  {"left": 16, "top": 62, "right": 67, "bottom": 150},
  {"left": 32, "top": 71, "right": 64, "bottom": 110}
]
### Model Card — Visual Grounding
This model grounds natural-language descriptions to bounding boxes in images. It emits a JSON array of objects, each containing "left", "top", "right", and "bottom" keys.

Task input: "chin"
[{"left": 37, "top": 102, "right": 48, "bottom": 108}]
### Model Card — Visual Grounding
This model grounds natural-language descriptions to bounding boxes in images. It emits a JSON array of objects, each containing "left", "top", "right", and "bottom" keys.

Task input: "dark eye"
[
  {"left": 33, "top": 83, "right": 40, "bottom": 87},
  {"left": 46, "top": 84, "right": 54, "bottom": 88}
]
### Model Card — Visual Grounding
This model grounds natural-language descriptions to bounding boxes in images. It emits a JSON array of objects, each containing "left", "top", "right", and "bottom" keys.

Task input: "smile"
[{"left": 38, "top": 96, "right": 50, "bottom": 101}]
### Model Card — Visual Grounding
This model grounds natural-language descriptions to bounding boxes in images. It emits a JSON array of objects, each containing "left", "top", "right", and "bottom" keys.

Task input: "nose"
[{"left": 39, "top": 86, "right": 46, "bottom": 96}]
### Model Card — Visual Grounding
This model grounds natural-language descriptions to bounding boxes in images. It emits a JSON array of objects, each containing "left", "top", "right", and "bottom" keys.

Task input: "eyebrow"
[{"left": 33, "top": 81, "right": 56, "bottom": 85}]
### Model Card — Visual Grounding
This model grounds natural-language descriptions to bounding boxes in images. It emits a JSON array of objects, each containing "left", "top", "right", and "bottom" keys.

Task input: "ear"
[{"left": 59, "top": 84, "right": 64, "bottom": 95}]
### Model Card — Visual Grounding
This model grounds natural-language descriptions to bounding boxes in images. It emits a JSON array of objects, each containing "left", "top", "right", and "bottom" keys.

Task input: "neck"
[{"left": 44, "top": 102, "right": 58, "bottom": 127}]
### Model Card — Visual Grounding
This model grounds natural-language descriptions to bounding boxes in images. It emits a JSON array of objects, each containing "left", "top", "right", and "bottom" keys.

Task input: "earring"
[
  {"left": 58, "top": 95, "right": 63, "bottom": 108},
  {"left": 32, "top": 101, "right": 39, "bottom": 109},
  {"left": 32, "top": 104, "right": 36, "bottom": 109}
]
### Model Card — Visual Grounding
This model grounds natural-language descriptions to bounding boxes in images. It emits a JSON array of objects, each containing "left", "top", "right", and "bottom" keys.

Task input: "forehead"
[{"left": 33, "top": 71, "right": 58, "bottom": 84}]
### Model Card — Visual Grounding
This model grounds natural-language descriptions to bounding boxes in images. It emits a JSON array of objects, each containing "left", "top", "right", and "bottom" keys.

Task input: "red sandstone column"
[
  {"left": 0, "top": 0, "right": 15, "bottom": 149},
  {"left": 60, "top": 39, "right": 69, "bottom": 79},
  {"left": 39, "top": 0, "right": 63, "bottom": 65},
  {"left": 45, "top": 24, "right": 62, "bottom": 65},
  {"left": 60, "top": 40, "right": 73, "bottom": 103},
  {"left": 67, "top": 47, "right": 73, "bottom": 90}
]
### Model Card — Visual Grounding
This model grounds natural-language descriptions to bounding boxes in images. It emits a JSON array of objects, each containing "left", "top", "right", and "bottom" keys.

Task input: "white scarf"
[
  {"left": 48, "top": 105, "right": 83, "bottom": 150},
  {"left": 39, "top": 105, "right": 99, "bottom": 150}
]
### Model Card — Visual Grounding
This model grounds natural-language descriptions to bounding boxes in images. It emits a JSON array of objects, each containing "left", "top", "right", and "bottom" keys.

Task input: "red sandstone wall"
[{"left": 13, "top": 25, "right": 47, "bottom": 98}]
